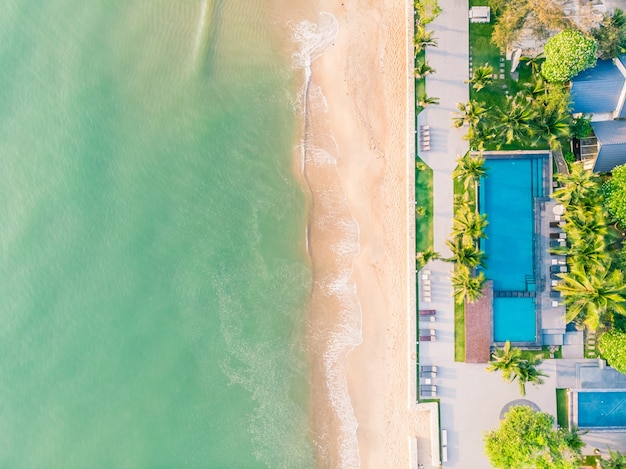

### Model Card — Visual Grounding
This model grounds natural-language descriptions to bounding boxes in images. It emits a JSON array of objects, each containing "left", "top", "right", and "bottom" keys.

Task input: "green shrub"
[
  {"left": 542, "top": 30, "right": 597, "bottom": 82},
  {"left": 599, "top": 330, "right": 626, "bottom": 374},
  {"left": 571, "top": 116, "right": 593, "bottom": 139},
  {"left": 602, "top": 164, "right": 626, "bottom": 227},
  {"left": 564, "top": 151, "right": 575, "bottom": 164}
]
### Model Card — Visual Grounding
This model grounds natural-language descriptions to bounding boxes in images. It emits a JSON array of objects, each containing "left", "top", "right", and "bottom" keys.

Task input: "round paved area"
[{"left": 499, "top": 399, "right": 540, "bottom": 419}]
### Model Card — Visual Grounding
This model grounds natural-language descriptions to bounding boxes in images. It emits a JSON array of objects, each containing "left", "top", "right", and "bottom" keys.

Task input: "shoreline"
[{"left": 300, "top": 0, "right": 418, "bottom": 466}]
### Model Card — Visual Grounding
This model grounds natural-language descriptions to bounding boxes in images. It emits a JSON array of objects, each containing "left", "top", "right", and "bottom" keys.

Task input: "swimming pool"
[
  {"left": 574, "top": 390, "right": 626, "bottom": 429},
  {"left": 479, "top": 155, "right": 545, "bottom": 344}
]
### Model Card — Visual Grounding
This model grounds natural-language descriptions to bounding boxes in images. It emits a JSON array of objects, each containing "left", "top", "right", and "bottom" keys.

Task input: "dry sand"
[{"left": 301, "top": 0, "right": 427, "bottom": 467}]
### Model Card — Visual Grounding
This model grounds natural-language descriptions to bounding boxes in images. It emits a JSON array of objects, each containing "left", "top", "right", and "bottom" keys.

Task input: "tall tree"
[
  {"left": 414, "top": 60, "right": 436, "bottom": 79},
  {"left": 452, "top": 151, "right": 487, "bottom": 189},
  {"left": 487, "top": 342, "right": 547, "bottom": 396},
  {"left": 450, "top": 265, "right": 486, "bottom": 304},
  {"left": 467, "top": 63, "right": 494, "bottom": 92},
  {"left": 414, "top": 25, "right": 437, "bottom": 54},
  {"left": 593, "top": 9, "right": 626, "bottom": 60},
  {"left": 553, "top": 163, "right": 601, "bottom": 208},
  {"left": 492, "top": 92, "right": 535, "bottom": 145},
  {"left": 484, "top": 406, "right": 584, "bottom": 469},
  {"left": 556, "top": 264, "right": 626, "bottom": 330},
  {"left": 452, "top": 206, "right": 488, "bottom": 245},
  {"left": 452, "top": 101, "right": 489, "bottom": 130},
  {"left": 445, "top": 237, "right": 487, "bottom": 268},
  {"left": 416, "top": 93, "right": 439, "bottom": 108},
  {"left": 602, "top": 163, "right": 626, "bottom": 228}
]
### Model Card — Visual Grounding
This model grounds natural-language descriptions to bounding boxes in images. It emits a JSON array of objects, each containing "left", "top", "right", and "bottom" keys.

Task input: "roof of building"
[
  {"left": 571, "top": 59, "right": 626, "bottom": 115},
  {"left": 591, "top": 120, "right": 626, "bottom": 172}
]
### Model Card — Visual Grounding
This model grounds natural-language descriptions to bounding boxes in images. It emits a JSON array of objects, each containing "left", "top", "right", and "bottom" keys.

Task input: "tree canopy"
[
  {"left": 599, "top": 330, "right": 626, "bottom": 374},
  {"left": 593, "top": 9, "right": 626, "bottom": 60},
  {"left": 602, "top": 163, "right": 626, "bottom": 228},
  {"left": 484, "top": 406, "right": 584, "bottom": 469},
  {"left": 541, "top": 30, "right": 597, "bottom": 82}
]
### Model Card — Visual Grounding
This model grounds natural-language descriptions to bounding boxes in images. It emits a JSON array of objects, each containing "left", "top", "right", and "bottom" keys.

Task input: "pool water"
[
  {"left": 479, "top": 156, "right": 544, "bottom": 343},
  {"left": 578, "top": 391, "right": 626, "bottom": 428}
]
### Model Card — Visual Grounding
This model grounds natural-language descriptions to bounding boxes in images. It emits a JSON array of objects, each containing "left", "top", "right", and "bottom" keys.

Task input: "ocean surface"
[{"left": 0, "top": 1, "right": 318, "bottom": 467}]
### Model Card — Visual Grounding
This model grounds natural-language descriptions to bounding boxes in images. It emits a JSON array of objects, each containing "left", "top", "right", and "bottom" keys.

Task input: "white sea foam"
[
  {"left": 191, "top": 0, "right": 211, "bottom": 68},
  {"left": 292, "top": 13, "right": 364, "bottom": 469}
]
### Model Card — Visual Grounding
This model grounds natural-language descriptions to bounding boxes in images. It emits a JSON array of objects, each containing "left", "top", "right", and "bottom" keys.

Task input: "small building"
[
  {"left": 469, "top": 6, "right": 490, "bottom": 23},
  {"left": 571, "top": 56, "right": 626, "bottom": 172}
]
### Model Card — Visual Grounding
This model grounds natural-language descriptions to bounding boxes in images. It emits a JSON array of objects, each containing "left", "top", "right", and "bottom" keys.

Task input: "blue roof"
[
  {"left": 571, "top": 60, "right": 625, "bottom": 115},
  {"left": 591, "top": 121, "right": 626, "bottom": 172}
]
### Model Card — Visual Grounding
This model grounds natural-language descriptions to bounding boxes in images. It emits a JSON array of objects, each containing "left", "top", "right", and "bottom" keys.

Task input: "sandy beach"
[{"left": 302, "top": 0, "right": 422, "bottom": 467}]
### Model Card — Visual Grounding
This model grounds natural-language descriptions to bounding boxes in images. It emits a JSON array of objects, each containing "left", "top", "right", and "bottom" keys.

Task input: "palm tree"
[
  {"left": 415, "top": 60, "right": 436, "bottom": 79},
  {"left": 601, "top": 447, "right": 626, "bottom": 469},
  {"left": 452, "top": 151, "right": 487, "bottom": 189},
  {"left": 516, "top": 355, "right": 547, "bottom": 396},
  {"left": 522, "top": 54, "right": 544, "bottom": 75},
  {"left": 452, "top": 206, "right": 488, "bottom": 245},
  {"left": 492, "top": 92, "right": 535, "bottom": 145},
  {"left": 467, "top": 63, "right": 494, "bottom": 92},
  {"left": 487, "top": 341, "right": 523, "bottom": 382},
  {"left": 452, "top": 101, "right": 489, "bottom": 129},
  {"left": 445, "top": 237, "right": 487, "bottom": 268},
  {"left": 553, "top": 163, "right": 601, "bottom": 208},
  {"left": 531, "top": 106, "right": 572, "bottom": 148},
  {"left": 414, "top": 26, "right": 437, "bottom": 54},
  {"left": 417, "top": 93, "right": 440, "bottom": 108},
  {"left": 450, "top": 265, "right": 486, "bottom": 304},
  {"left": 556, "top": 264, "right": 626, "bottom": 330},
  {"left": 416, "top": 248, "right": 440, "bottom": 268},
  {"left": 487, "top": 342, "right": 547, "bottom": 396}
]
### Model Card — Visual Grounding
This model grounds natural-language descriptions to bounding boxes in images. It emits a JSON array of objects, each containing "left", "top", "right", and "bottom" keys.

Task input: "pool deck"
[{"left": 464, "top": 281, "right": 492, "bottom": 363}]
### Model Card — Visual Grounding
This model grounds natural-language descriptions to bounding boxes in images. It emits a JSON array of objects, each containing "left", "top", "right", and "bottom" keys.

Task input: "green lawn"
[
  {"left": 467, "top": 0, "right": 548, "bottom": 150},
  {"left": 415, "top": 157, "right": 433, "bottom": 253},
  {"left": 556, "top": 388, "right": 569, "bottom": 428}
]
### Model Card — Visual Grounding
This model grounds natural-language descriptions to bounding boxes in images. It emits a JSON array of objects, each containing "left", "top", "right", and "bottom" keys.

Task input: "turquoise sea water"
[{"left": 0, "top": 1, "right": 315, "bottom": 467}]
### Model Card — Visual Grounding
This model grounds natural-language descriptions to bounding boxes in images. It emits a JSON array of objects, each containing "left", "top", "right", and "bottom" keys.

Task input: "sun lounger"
[
  {"left": 550, "top": 290, "right": 561, "bottom": 298},
  {"left": 551, "top": 258, "right": 566, "bottom": 265},
  {"left": 420, "top": 385, "right": 437, "bottom": 397},
  {"left": 550, "top": 272, "right": 562, "bottom": 280},
  {"left": 419, "top": 309, "right": 436, "bottom": 316},
  {"left": 550, "top": 265, "right": 568, "bottom": 273},
  {"left": 420, "top": 365, "right": 438, "bottom": 375},
  {"left": 549, "top": 232, "right": 566, "bottom": 239},
  {"left": 419, "top": 335, "right": 432, "bottom": 342},
  {"left": 550, "top": 240, "right": 566, "bottom": 248},
  {"left": 552, "top": 300, "right": 560, "bottom": 307}
]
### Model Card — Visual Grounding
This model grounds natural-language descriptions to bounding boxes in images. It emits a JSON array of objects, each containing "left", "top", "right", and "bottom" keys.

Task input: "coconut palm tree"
[
  {"left": 553, "top": 163, "right": 601, "bottom": 208},
  {"left": 522, "top": 54, "right": 544, "bottom": 75},
  {"left": 493, "top": 92, "right": 535, "bottom": 145},
  {"left": 487, "top": 341, "right": 523, "bottom": 382},
  {"left": 556, "top": 264, "right": 626, "bottom": 330},
  {"left": 566, "top": 236, "right": 610, "bottom": 272},
  {"left": 452, "top": 151, "right": 487, "bottom": 189},
  {"left": 450, "top": 265, "right": 486, "bottom": 304},
  {"left": 452, "top": 206, "right": 488, "bottom": 245},
  {"left": 467, "top": 63, "right": 494, "bottom": 92},
  {"left": 487, "top": 342, "right": 547, "bottom": 396},
  {"left": 445, "top": 237, "right": 487, "bottom": 268},
  {"left": 415, "top": 60, "right": 436, "bottom": 79},
  {"left": 601, "top": 447, "right": 626, "bottom": 469},
  {"left": 516, "top": 355, "right": 547, "bottom": 396},
  {"left": 414, "top": 25, "right": 437, "bottom": 54},
  {"left": 417, "top": 93, "right": 440, "bottom": 108},
  {"left": 531, "top": 106, "right": 572, "bottom": 148},
  {"left": 452, "top": 101, "right": 489, "bottom": 129},
  {"left": 416, "top": 248, "right": 440, "bottom": 268}
]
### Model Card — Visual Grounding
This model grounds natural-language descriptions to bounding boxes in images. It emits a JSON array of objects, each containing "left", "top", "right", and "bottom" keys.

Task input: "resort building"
[{"left": 571, "top": 56, "right": 626, "bottom": 172}]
